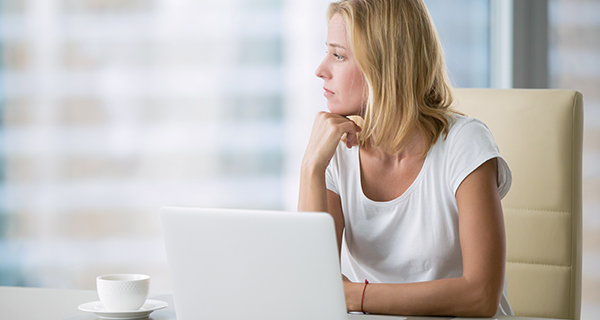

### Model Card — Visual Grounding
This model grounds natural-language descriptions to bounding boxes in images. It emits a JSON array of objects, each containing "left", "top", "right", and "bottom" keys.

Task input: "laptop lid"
[{"left": 160, "top": 206, "right": 348, "bottom": 320}]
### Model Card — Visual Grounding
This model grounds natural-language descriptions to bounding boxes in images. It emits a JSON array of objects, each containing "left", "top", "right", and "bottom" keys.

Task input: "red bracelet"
[{"left": 360, "top": 279, "right": 369, "bottom": 314}]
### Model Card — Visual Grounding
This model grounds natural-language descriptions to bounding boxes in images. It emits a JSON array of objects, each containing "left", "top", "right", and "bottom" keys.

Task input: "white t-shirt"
[{"left": 325, "top": 115, "right": 513, "bottom": 316}]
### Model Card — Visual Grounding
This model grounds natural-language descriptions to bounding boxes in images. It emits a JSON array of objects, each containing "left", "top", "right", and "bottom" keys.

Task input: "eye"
[
  {"left": 333, "top": 53, "right": 345, "bottom": 61},
  {"left": 325, "top": 50, "right": 345, "bottom": 61}
]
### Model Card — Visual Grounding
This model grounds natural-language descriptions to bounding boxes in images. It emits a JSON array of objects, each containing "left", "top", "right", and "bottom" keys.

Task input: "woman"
[{"left": 298, "top": 0, "right": 513, "bottom": 317}]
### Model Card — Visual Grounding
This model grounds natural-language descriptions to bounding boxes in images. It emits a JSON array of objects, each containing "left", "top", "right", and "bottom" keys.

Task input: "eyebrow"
[{"left": 326, "top": 42, "right": 347, "bottom": 49}]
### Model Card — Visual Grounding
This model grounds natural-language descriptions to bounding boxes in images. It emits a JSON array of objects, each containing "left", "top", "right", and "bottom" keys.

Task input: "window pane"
[
  {"left": 424, "top": 0, "right": 490, "bottom": 88},
  {"left": 0, "top": 0, "right": 285, "bottom": 291},
  {"left": 549, "top": 1, "right": 600, "bottom": 319},
  {"left": 0, "top": 0, "right": 495, "bottom": 293}
]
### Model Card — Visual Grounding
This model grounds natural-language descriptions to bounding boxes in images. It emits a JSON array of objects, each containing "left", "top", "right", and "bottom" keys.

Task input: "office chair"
[{"left": 453, "top": 89, "right": 583, "bottom": 320}]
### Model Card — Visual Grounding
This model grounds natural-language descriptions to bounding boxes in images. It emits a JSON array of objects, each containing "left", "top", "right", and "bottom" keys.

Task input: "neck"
[{"left": 368, "top": 129, "right": 427, "bottom": 163}]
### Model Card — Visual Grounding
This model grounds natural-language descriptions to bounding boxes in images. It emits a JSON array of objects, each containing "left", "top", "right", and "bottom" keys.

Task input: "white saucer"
[{"left": 78, "top": 299, "right": 168, "bottom": 320}]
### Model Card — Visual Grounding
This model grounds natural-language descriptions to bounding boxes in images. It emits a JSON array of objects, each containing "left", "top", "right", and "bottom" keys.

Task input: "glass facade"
[
  {"left": 426, "top": 0, "right": 490, "bottom": 88},
  {"left": 0, "top": 0, "right": 286, "bottom": 291},
  {"left": 3, "top": 2, "right": 597, "bottom": 319},
  {"left": 549, "top": 1, "right": 600, "bottom": 318},
  {"left": 0, "top": 0, "right": 491, "bottom": 292}
]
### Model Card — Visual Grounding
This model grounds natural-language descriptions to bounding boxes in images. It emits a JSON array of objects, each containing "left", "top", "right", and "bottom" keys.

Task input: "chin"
[{"left": 327, "top": 104, "right": 358, "bottom": 116}]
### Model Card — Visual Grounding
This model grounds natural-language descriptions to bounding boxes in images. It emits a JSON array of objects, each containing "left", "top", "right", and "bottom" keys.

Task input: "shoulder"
[
  {"left": 447, "top": 115, "right": 492, "bottom": 141},
  {"left": 441, "top": 115, "right": 511, "bottom": 198},
  {"left": 327, "top": 141, "right": 359, "bottom": 173},
  {"left": 333, "top": 140, "right": 359, "bottom": 161},
  {"left": 443, "top": 114, "right": 499, "bottom": 154},
  {"left": 442, "top": 115, "right": 498, "bottom": 153},
  {"left": 325, "top": 141, "right": 360, "bottom": 193}
]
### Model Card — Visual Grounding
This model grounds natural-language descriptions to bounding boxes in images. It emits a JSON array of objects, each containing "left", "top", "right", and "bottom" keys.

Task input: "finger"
[
  {"left": 346, "top": 132, "right": 357, "bottom": 148},
  {"left": 336, "top": 120, "right": 361, "bottom": 136},
  {"left": 345, "top": 123, "right": 361, "bottom": 148},
  {"left": 346, "top": 139, "right": 353, "bottom": 149}
]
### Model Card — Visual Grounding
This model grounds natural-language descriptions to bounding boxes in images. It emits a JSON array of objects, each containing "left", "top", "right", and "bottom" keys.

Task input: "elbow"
[
  {"left": 465, "top": 283, "right": 502, "bottom": 317},
  {"left": 452, "top": 274, "right": 502, "bottom": 317},
  {"left": 474, "top": 301, "right": 499, "bottom": 318}
]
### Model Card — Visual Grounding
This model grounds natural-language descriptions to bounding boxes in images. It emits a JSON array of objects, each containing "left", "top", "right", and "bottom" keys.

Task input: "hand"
[{"left": 302, "top": 112, "right": 361, "bottom": 171}]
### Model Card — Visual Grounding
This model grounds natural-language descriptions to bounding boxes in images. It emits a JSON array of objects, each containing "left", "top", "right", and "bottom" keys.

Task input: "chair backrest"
[{"left": 452, "top": 89, "right": 583, "bottom": 320}]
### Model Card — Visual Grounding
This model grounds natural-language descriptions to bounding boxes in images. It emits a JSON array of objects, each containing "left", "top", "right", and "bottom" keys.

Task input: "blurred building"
[
  {"left": 0, "top": 0, "right": 598, "bottom": 318},
  {"left": 0, "top": 0, "right": 287, "bottom": 291},
  {"left": 548, "top": 0, "right": 600, "bottom": 317}
]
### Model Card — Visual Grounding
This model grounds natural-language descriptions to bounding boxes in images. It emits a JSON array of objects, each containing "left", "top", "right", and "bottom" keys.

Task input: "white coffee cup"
[{"left": 96, "top": 274, "right": 150, "bottom": 311}]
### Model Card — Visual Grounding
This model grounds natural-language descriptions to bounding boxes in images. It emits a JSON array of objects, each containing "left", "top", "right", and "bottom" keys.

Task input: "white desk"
[
  {"left": 0, "top": 286, "right": 560, "bottom": 320},
  {"left": 0, "top": 286, "right": 176, "bottom": 320}
]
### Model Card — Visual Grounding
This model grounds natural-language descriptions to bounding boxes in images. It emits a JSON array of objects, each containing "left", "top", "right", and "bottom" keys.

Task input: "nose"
[{"left": 315, "top": 57, "right": 331, "bottom": 80}]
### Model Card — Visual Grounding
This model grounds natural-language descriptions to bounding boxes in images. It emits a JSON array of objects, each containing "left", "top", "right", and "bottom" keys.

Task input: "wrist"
[
  {"left": 360, "top": 280, "right": 369, "bottom": 314},
  {"left": 300, "top": 157, "right": 328, "bottom": 176},
  {"left": 344, "top": 281, "right": 364, "bottom": 312}
]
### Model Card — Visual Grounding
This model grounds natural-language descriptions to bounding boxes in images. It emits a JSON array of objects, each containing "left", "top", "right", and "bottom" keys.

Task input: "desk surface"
[{"left": 0, "top": 286, "right": 560, "bottom": 320}]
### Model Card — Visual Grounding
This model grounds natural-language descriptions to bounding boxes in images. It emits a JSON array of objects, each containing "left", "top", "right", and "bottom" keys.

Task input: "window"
[
  {"left": 0, "top": 0, "right": 286, "bottom": 291},
  {"left": 549, "top": 0, "right": 600, "bottom": 317},
  {"left": 426, "top": 0, "right": 491, "bottom": 88},
  {"left": 1, "top": 3, "right": 597, "bottom": 319}
]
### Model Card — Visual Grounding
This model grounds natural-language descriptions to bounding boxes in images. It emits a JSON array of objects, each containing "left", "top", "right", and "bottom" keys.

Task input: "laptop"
[{"left": 160, "top": 206, "right": 404, "bottom": 320}]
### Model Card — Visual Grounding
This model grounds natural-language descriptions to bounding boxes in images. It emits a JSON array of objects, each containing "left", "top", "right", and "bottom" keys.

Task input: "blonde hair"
[{"left": 328, "top": 0, "right": 458, "bottom": 157}]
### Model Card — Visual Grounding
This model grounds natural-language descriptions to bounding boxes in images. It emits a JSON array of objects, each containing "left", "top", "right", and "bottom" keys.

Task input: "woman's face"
[{"left": 315, "top": 13, "right": 366, "bottom": 116}]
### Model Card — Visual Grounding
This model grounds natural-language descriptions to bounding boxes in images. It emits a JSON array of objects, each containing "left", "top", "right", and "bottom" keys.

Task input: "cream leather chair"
[{"left": 453, "top": 89, "right": 583, "bottom": 320}]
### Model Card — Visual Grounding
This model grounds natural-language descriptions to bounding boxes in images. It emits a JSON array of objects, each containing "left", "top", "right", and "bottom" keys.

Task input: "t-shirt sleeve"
[{"left": 446, "top": 119, "right": 512, "bottom": 199}]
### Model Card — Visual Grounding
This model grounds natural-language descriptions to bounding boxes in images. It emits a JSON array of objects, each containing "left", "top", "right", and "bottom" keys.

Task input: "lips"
[{"left": 323, "top": 87, "right": 334, "bottom": 96}]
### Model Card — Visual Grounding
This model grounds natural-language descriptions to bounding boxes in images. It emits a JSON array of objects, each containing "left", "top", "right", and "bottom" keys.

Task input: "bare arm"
[
  {"left": 327, "top": 190, "right": 345, "bottom": 255},
  {"left": 298, "top": 112, "right": 358, "bottom": 255},
  {"left": 298, "top": 112, "right": 359, "bottom": 213},
  {"left": 344, "top": 158, "right": 506, "bottom": 317}
]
